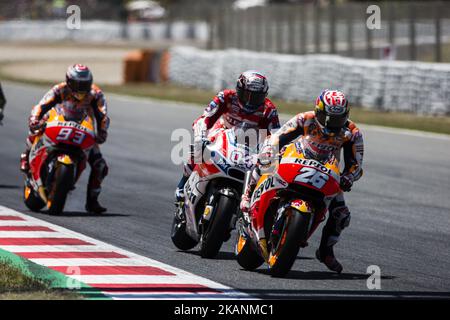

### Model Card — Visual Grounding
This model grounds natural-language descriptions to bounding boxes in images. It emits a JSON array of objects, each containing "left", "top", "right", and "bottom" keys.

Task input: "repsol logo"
[
  {"left": 57, "top": 122, "right": 85, "bottom": 131},
  {"left": 295, "top": 158, "right": 331, "bottom": 174},
  {"left": 310, "top": 140, "right": 338, "bottom": 152},
  {"left": 253, "top": 177, "right": 276, "bottom": 201}
]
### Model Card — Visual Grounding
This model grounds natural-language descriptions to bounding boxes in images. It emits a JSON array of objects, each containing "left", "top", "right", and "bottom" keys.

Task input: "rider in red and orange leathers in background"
[
  {"left": 20, "top": 65, "right": 110, "bottom": 214},
  {"left": 240, "top": 90, "right": 364, "bottom": 273},
  {"left": 175, "top": 70, "right": 281, "bottom": 204}
]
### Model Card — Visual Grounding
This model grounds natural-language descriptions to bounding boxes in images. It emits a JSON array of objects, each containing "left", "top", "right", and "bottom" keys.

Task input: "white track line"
[
  {"left": 0, "top": 221, "right": 50, "bottom": 226},
  {"left": 68, "top": 275, "right": 218, "bottom": 285},
  {"left": 26, "top": 258, "right": 154, "bottom": 267},
  {"left": 0, "top": 205, "right": 253, "bottom": 300},
  {"left": 0, "top": 232, "right": 77, "bottom": 238},
  {"left": 1, "top": 245, "right": 113, "bottom": 252}
]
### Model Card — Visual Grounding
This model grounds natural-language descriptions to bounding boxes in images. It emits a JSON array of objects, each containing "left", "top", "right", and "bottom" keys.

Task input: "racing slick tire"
[
  {"left": 23, "top": 185, "right": 45, "bottom": 212},
  {"left": 235, "top": 233, "right": 265, "bottom": 271},
  {"left": 200, "top": 195, "right": 237, "bottom": 258},
  {"left": 47, "top": 164, "right": 74, "bottom": 216},
  {"left": 268, "top": 208, "right": 311, "bottom": 278}
]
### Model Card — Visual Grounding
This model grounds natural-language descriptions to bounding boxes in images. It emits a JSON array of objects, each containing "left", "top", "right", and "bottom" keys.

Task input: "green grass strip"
[{"left": 0, "top": 248, "right": 111, "bottom": 300}]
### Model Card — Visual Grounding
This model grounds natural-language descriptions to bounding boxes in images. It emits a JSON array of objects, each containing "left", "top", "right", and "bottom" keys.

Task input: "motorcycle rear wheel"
[
  {"left": 268, "top": 208, "right": 311, "bottom": 278},
  {"left": 47, "top": 164, "right": 74, "bottom": 216}
]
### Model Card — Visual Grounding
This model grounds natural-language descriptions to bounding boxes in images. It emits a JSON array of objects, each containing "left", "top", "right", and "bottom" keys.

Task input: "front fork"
[{"left": 199, "top": 187, "right": 239, "bottom": 237}]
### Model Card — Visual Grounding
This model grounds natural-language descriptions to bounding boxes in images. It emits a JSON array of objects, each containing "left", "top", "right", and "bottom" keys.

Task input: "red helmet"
[
  {"left": 66, "top": 64, "right": 93, "bottom": 99},
  {"left": 314, "top": 90, "right": 349, "bottom": 135},
  {"left": 236, "top": 70, "right": 269, "bottom": 113}
]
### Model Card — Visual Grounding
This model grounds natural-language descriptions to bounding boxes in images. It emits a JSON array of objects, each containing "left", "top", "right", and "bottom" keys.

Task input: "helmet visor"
[
  {"left": 68, "top": 78, "right": 92, "bottom": 93},
  {"left": 316, "top": 112, "right": 348, "bottom": 133},
  {"left": 238, "top": 89, "right": 266, "bottom": 112}
]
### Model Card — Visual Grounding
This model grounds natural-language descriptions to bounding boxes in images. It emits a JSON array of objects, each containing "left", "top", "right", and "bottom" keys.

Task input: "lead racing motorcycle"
[
  {"left": 23, "top": 105, "right": 96, "bottom": 215},
  {"left": 171, "top": 124, "right": 264, "bottom": 258},
  {"left": 235, "top": 136, "right": 342, "bottom": 277}
]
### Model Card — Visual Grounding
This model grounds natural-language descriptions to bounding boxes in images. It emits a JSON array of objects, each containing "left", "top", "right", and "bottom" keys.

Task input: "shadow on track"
[
  {"left": 181, "top": 250, "right": 237, "bottom": 260},
  {"left": 32, "top": 211, "right": 131, "bottom": 217},
  {"left": 180, "top": 250, "right": 317, "bottom": 261},
  {"left": 58, "top": 211, "right": 130, "bottom": 217},
  {"left": 256, "top": 269, "right": 396, "bottom": 281},
  {"left": 239, "top": 288, "right": 450, "bottom": 300},
  {"left": 0, "top": 184, "right": 21, "bottom": 189}
]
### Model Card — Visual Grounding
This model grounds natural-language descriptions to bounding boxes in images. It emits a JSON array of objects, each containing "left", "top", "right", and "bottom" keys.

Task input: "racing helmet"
[
  {"left": 236, "top": 70, "right": 269, "bottom": 113},
  {"left": 314, "top": 90, "right": 349, "bottom": 136},
  {"left": 66, "top": 64, "right": 93, "bottom": 100}
]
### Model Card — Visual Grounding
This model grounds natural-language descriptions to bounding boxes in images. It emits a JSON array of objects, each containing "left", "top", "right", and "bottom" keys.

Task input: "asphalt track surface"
[{"left": 1, "top": 82, "right": 449, "bottom": 299}]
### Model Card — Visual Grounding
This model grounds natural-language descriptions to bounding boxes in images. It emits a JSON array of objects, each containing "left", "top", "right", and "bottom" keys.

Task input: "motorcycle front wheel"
[
  {"left": 200, "top": 194, "right": 237, "bottom": 258},
  {"left": 268, "top": 208, "right": 311, "bottom": 278},
  {"left": 47, "top": 164, "right": 74, "bottom": 216}
]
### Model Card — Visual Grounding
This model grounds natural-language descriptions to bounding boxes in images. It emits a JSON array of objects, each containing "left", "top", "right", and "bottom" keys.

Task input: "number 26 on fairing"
[
  {"left": 56, "top": 128, "right": 86, "bottom": 145},
  {"left": 294, "top": 167, "right": 329, "bottom": 189}
]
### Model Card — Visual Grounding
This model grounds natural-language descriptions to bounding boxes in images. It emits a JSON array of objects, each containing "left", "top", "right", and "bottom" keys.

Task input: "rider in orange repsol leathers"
[
  {"left": 175, "top": 70, "right": 281, "bottom": 204},
  {"left": 20, "top": 65, "right": 110, "bottom": 214},
  {"left": 240, "top": 90, "right": 364, "bottom": 273}
]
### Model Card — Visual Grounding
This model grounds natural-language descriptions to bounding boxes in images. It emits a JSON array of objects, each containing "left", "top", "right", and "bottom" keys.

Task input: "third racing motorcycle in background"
[
  {"left": 23, "top": 105, "right": 97, "bottom": 215},
  {"left": 235, "top": 136, "right": 342, "bottom": 277},
  {"left": 171, "top": 124, "right": 263, "bottom": 258}
]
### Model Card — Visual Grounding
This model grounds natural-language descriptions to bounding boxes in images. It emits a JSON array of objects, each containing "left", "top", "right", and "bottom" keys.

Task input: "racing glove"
[
  {"left": 258, "top": 144, "right": 276, "bottom": 168},
  {"left": 340, "top": 174, "right": 354, "bottom": 192},
  {"left": 29, "top": 116, "right": 47, "bottom": 133},
  {"left": 240, "top": 194, "right": 251, "bottom": 214}
]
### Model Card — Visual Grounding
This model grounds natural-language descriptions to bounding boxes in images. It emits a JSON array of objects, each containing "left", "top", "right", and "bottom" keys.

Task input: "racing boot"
[
  {"left": 175, "top": 160, "right": 195, "bottom": 208},
  {"left": 175, "top": 175, "right": 188, "bottom": 205},
  {"left": 85, "top": 188, "right": 107, "bottom": 214},
  {"left": 316, "top": 246, "right": 343, "bottom": 274}
]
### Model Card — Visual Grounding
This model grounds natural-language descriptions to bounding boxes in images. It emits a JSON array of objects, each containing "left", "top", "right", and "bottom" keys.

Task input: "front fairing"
[
  {"left": 44, "top": 108, "right": 96, "bottom": 151},
  {"left": 205, "top": 127, "right": 262, "bottom": 182},
  {"left": 276, "top": 143, "right": 341, "bottom": 198}
]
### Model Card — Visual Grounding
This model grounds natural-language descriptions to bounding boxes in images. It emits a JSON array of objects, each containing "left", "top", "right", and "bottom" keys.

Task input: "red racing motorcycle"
[
  {"left": 235, "top": 137, "right": 342, "bottom": 277},
  {"left": 23, "top": 106, "right": 96, "bottom": 215}
]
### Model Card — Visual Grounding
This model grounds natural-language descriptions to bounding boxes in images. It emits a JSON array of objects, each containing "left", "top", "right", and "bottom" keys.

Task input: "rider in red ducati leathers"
[
  {"left": 175, "top": 70, "right": 281, "bottom": 204},
  {"left": 20, "top": 65, "right": 110, "bottom": 214},
  {"left": 240, "top": 90, "right": 364, "bottom": 273}
]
